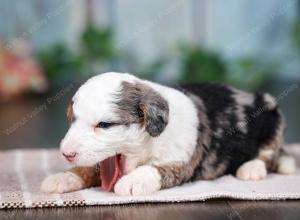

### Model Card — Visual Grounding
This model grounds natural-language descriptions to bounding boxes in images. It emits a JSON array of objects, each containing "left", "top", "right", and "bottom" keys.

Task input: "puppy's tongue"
[{"left": 100, "top": 154, "right": 124, "bottom": 192}]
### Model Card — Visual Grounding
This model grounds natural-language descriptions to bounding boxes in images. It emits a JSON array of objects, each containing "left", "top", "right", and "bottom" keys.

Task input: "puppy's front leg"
[
  {"left": 41, "top": 166, "right": 100, "bottom": 194},
  {"left": 114, "top": 163, "right": 190, "bottom": 196}
]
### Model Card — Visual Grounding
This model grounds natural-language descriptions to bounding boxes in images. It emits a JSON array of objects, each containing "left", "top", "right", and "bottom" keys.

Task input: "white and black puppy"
[{"left": 41, "top": 72, "right": 296, "bottom": 196}]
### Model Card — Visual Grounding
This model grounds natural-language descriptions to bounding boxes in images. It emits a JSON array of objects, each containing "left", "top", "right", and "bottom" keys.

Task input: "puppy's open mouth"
[{"left": 99, "top": 154, "right": 125, "bottom": 191}]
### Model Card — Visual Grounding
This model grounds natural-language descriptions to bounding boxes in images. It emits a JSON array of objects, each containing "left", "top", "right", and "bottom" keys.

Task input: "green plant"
[
  {"left": 36, "top": 24, "right": 115, "bottom": 84},
  {"left": 292, "top": 0, "right": 300, "bottom": 52},
  {"left": 179, "top": 45, "right": 227, "bottom": 83},
  {"left": 292, "top": 20, "right": 300, "bottom": 53},
  {"left": 226, "top": 57, "right": 276, "bottom": 90},
  {"left": 136, "top": 58, "right": 167, "bottom": 80},
  {"left": 37, "top": 43, "right": 83, "bottom": 82},
  {"left": 81, "top": 25, "right": 115, "bottom": 61},
  {"left": 178, "top": 45, "right": 276, "bottom": 90}
]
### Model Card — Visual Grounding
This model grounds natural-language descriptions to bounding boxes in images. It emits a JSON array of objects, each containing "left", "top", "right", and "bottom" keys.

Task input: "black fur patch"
[{"left": 179, "top": 83, "right": 283, "bottom": 179}]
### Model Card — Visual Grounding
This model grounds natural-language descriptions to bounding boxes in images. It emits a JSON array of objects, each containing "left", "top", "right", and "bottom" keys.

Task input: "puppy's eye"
[{"left": 96, "top": 122, "right": 114, "bottom": 129}]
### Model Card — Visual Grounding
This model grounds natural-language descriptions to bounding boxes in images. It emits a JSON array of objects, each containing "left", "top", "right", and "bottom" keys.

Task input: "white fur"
[
  {"left": 259, "top": 149, "right": 274, "bottom": 160},
  {"left": 263, "top": 93, "right": 277, "bottom": 109},
  {"left": 41, "top": 172, "right": 84, "bottom": 194},
  {"left": 142, "top": 80, "right": 199, "bottom": 165},
  {"left": 236, "top": 159, "right": 267, "bottom": 181},
  {"left": 232, "top": 89, "right": 254, "bottom": 133},
  {"left": 114, "top": 165, "right": 161, "bottom": 196},
  {"left": 60, "top": 72, "right": 199, "bottom": 173},
  {"left": 277, "top": 155, "right": 297, "bottom": 175}
]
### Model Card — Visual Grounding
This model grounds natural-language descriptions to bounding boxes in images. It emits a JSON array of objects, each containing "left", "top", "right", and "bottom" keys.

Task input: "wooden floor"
[
  {"left": 0, "top": 82, "right": 300, "bottom": 219},
  {"left": 1, "top": 201, "right": 300, "bottom": 220}
]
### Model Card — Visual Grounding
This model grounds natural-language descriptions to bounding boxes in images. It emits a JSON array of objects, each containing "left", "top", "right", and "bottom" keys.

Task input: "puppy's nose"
[{"left": 62, "top": 152, "right": 77, "bottom": 162}]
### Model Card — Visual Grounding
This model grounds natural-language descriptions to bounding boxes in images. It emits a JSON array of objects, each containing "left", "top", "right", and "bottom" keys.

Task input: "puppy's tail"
[{"left": 277, "top": 149, "right": 297, "bottom": 175}]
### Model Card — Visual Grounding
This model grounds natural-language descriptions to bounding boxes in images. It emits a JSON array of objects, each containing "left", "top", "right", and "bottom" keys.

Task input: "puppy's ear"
[
  {"left": 139, "top": 91, "right": 169, "bottom": 137},
  {"left": 117, "top": 81, "right": 169, "bottom": 137},
  {"left": 66, "top": 100, "right": 74, "bottom": 124}
]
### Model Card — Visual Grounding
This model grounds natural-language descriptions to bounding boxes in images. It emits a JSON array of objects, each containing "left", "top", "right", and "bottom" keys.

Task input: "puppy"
[{"left": 41, "top": 72, "right": 296, "bottom": 196}]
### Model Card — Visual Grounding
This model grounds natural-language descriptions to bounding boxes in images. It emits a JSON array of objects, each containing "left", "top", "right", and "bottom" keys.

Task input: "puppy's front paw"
[
  {"left": 236, "top": 159, "right": 267, "bottom": 181},
  {"left": 41, "top": 172, "right": 84, "bottom": 194},
  {"left": 114, "top": 166, "right": 161, "bottom": 196}
]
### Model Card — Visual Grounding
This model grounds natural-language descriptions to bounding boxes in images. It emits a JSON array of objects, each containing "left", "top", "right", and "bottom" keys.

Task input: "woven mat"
[{"left": 0, "top": 144, "right": 300, "bottom": 209}]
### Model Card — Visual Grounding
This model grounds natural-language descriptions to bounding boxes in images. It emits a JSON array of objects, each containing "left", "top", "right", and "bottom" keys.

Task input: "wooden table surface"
[{"left": 0, "top": 82, "right": 300, "bottom": 220}]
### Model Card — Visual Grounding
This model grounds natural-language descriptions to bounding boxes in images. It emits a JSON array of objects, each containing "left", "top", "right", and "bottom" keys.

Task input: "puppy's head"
[{"left": 60, "top": 72, "right": 169, "bottom": 166}]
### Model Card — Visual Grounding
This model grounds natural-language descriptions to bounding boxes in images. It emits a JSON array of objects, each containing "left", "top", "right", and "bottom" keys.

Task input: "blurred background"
[{"left": 0, "top": 0, "right": 299, "bottom": 149}]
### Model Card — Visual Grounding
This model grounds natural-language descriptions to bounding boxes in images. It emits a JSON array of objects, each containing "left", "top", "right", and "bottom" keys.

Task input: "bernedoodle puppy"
[{"left": 41, "top": 72, "right": 296, "bottom": 196}]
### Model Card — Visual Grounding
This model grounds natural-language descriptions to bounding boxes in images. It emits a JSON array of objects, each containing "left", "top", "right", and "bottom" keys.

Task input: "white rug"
[{"left": 0, "top": 144, "right": 299, "bottom": 209}]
